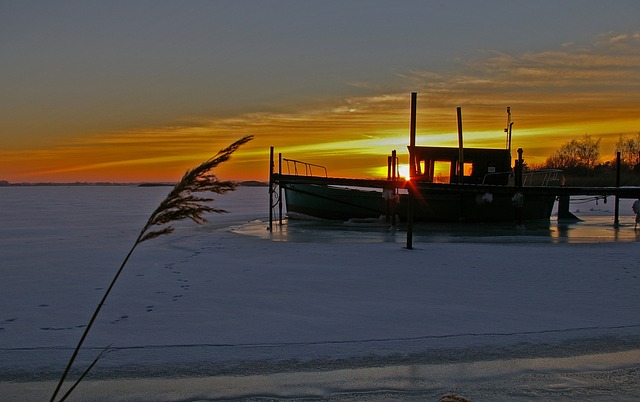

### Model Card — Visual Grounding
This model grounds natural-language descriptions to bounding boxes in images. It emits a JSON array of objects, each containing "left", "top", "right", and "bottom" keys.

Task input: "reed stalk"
[{"left": 50, "top": 135, "right": 253, "bottom": 402}]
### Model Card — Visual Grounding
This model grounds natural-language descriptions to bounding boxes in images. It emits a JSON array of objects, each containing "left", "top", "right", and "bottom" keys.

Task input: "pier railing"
[
  {"left": 482, "top": 169, "right": 563, "bottom": 187},
  {"left": 522, "top": 169, "right": 563, "bottom": 186}
]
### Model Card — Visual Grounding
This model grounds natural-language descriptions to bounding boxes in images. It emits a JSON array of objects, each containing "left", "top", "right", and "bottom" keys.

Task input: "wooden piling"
[
  {"left": 505, "top": 106, "right": 513, "bottom": 153},
  {"left": 457, "top": 107, "right": 464, "bottom": 184},
  {"left": 391, "top": 150, "right": 397, "bottom": 226},
  {"left": 614, "top": 151, "right": 620, "bottom": 227},
  {"left": 516, "top": 148, "right": 523, "bottom": 188},
  {"left": 406, "top": 184, "right": 414, "bottom": 250},
  {"left": 515, "top": 148, "right": 524, "bottom": 225},
  {"left": 279, "top": 152, "right": 283, "bottom": 226},
  {"left": 269, "top": 147, "right": 274, "bottom": 231},
  {"left": 456, "top": 107, "right": 465, "bottom": 221},
  {"left": 407, "top": 93, "right": 417, "bottom": 250},
  {"left": 410, "top": 92, "right": 417, "bottom": 148},
  {"left": 385, "top": 154, "right": 392, "bottom": 225}
]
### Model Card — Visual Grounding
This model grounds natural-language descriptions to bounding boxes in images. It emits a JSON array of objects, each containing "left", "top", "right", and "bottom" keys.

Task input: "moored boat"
[
  {"left": 273, "top": 93, "right": 562, "bottom": 223},
  {"left": 281, "top": 165, "right": 561, "bottom": 223}
]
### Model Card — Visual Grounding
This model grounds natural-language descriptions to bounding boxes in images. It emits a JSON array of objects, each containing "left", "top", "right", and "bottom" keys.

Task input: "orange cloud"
[{"left": 3, "top": 32, "right": 640, "bottom": 183}]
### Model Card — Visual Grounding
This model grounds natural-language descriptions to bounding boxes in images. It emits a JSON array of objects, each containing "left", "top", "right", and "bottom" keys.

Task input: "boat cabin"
[{"left": 408, "top": 146, "right": 512, "bottom": 185}]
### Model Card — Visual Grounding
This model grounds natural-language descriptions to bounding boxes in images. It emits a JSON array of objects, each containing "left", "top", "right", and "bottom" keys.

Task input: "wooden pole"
[
  {"left": 406, "top": 184, "right": 414, "bottom": 250},
  {"left": 385, "top": 155, "right": 392, "bottom": 225},
  {"left": 269, "top": 147, "right": 274, "bottom": 231},
  {"left": 515, "top": 148, "right": 524, "bottom": 225},
  {"left": 457, "top": 107, "right": 464, "bottom": 184},
  {"left": 505, "top": 107, "right": 513, "bottom": 152},
  {"left": 407, "top": 93, "right": 417, "bottom": 250},
  {"left": 516, "top": 148, "right": 524, "bottom": 188},
  {"left": 409, "top": 92, "right": 417, "bottom": 177},
  {"left": 410, "top": 92, "right": 417, "bottom": 148},
  {"left": 392, "top": 150, "right": 397, "bottom": 181},
  {"left": 278, "top": 152, "right": 283, "bottom": 226},
  {"left": 456, "top": 107, "right": 465, "bottom": 221},
  {"left": 392, "top": 149, "right": 397, "bottom": 227},
  {"left": 614, "top": 151, "right": 620, "bottom": 227}
]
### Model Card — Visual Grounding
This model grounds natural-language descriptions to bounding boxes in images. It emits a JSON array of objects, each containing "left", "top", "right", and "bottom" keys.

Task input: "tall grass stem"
[{"left": 49, "top": 135, "right": 253, "bottom": 402}]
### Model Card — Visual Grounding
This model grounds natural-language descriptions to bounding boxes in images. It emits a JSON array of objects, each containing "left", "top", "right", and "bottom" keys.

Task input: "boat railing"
[{"left": 283, "top": 158, "right": 328, "bottom": 177}]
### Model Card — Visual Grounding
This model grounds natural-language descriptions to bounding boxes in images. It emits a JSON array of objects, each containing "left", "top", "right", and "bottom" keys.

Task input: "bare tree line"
[{"left": 542, "top": 133, "right": 640, "bottom": 172}]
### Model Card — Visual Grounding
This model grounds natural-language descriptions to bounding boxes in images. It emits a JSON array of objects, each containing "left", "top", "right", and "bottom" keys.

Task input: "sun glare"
[
  {"left": 398, "top": 164, "right": 410, "bottom": 179},
  {"left": 368, "top": 163, "right": 410, "bottom": 180}
]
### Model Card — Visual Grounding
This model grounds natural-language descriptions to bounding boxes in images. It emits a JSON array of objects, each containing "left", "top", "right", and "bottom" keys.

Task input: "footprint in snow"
[
  {"left": 111, "top": 315, "right": 129, "bottom": 324},
  {"left": 41, "top": 326, "right": 72, "bottom": 331}
]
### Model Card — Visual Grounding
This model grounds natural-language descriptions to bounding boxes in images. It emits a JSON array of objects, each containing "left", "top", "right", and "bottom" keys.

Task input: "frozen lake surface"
[{"left": 1, "top": 185, "right": 639, "bottom": 401}]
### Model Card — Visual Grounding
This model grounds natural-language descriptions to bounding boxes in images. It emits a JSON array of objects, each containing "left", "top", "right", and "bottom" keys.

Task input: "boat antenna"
[{"left": 504, "top": 106, "right": 514, "bottom": 153}]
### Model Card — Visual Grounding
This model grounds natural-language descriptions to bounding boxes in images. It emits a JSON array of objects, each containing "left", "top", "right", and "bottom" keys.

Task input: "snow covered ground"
[{"left": 1, "top": 185, "right": 639, "bottom": 401}]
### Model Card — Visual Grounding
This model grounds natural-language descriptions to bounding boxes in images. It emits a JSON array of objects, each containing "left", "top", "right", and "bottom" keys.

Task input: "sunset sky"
[{"left": 2, "top": 1, "right": 640, "bottom": 183}]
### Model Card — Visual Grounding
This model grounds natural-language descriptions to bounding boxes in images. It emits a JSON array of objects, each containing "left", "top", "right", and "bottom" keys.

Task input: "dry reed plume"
[{"left": 50, "top": 135, "right": 253, "bottom": 402}]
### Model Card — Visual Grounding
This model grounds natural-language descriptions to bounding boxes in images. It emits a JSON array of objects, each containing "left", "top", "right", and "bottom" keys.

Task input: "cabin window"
[
  {"left": 418, "top": 160, "right": 426, "bottom": 175},
  {"left": 463, "top": 162, "right": 473, "bottom": 176},
  {"left": 433, "top": 161, "right": 451, "bottom": 183},
  {"left": 455, "top": 161, "right": 473, "bottom": 178}
]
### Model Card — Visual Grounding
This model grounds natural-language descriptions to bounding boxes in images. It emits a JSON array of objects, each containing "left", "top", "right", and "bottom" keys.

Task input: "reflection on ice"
[{"left": 231, "top": 215, "right": 640, "bottom": 244}]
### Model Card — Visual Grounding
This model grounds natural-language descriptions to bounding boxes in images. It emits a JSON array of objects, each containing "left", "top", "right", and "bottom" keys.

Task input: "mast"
[
  {"left": 409, "top": 92, "right": 417, "bottom": 178},
  {"left": 457, "top": 106, "right": 464, "bottom": 184}
]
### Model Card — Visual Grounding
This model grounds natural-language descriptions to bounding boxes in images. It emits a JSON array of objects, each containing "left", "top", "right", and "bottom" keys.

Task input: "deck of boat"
[{"left": 271, "top": 173, "right": 640, "bottom": 199}]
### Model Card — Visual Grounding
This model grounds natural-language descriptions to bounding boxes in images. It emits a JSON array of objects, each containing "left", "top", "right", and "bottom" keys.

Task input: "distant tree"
[
  {"left": 614, "top": 133, "right": 640, "bottom": 169},
  {"left": 544, "top": 134, "right": 601, "bottom": 172},
  {"left": 525, "top": 161, "right": 545, "bottom": 171}
]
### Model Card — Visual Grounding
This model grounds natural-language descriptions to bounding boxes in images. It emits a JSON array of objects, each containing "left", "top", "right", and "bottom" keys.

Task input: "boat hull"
[
  {"left": 283, "top": 183, "right": 386, "bottom": 220},
  {"left": 402, "top": 191, "right": 556, "bottom": 222},
  {"left": 284, "top": 183, "right": 556, "bottom": 222}
]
